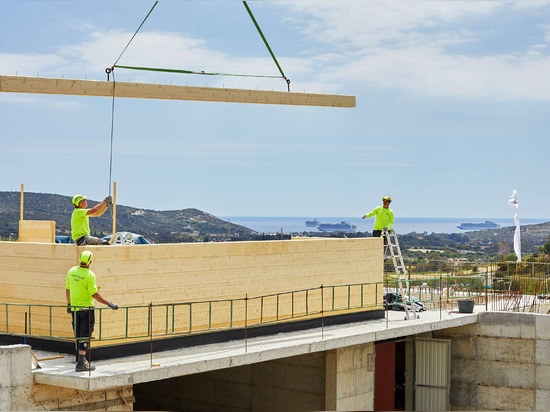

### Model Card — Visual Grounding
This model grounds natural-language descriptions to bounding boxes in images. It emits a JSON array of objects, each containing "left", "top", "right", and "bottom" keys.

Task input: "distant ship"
[
  {"left": 316, "top": 221, "right": 357, "bottom": 233},
  {"left": 305, "top": 218, "right": 320, "bottom": 227},
  {"left": 457, "top": 221, "right": 500, "bottom": 230}
]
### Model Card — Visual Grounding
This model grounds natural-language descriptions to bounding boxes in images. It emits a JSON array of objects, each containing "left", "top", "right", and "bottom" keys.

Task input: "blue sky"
[{"left": 1, "top": 0, "right": 549, "bottom": 218}]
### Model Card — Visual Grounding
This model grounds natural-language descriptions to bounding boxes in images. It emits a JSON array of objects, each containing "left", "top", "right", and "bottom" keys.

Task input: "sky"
[{"left": 1, "top": 0, "right": 550, "bottom": 218}]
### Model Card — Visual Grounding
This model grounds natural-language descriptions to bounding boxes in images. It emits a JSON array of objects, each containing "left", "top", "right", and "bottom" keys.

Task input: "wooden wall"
[
  {"left": 0, "top": 237, "right": 383, "bottom": 342},
  {"left": 18, "top": 220, "right": 56, "bottom": 243}
]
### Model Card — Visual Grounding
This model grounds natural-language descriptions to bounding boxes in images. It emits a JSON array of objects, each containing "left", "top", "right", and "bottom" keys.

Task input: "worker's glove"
[
  {"left": 104, "top": 196, "right": 113, "bottom": 206},
  {"left": 362, "top": 215, "right": 367, "bottom": 219},
  {"left": 66, "top": 304, "right": 72, "bottom": 314},
  {"left": 383, "top": 226, "right": 388, "bottom": 231},
  {"left": 108, "top": 302, "right": 119, "bottom": 310}
]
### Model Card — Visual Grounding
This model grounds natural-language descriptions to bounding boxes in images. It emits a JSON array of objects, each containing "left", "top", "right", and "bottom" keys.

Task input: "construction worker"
[
  {"left": 71, "top": 194, "right": 112, "bottom": 245},
  {"left": 66, "top": 250, "right": 119, "bottom": 372},
  {"left": 362, "top": 196, "right": 394, "bottom": 238}
]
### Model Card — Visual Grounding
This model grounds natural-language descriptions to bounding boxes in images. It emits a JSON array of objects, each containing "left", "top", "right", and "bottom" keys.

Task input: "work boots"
[{"left": 76, "top": 354, "right": 95, "bottom": 372}]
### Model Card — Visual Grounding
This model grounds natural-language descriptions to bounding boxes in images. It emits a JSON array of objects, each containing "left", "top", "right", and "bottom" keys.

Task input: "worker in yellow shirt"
[
  {"left": 362, "top": 196, "right": 394, "bottom": 238},
  {"left": 66, "top": 251, "right": 119, "bottom": 372},
  {"left": 71, "top": 194, "right": 112, "bottom": 245}
]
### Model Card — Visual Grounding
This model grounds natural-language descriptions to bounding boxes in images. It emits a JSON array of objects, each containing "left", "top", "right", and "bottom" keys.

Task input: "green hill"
[
  {"left": 2, "top": 191, "right": 549, "bottom": 259},
  {"left": 399, "top": 222, "right": 550, "bottom": 261},
  {"left": 0, "top": 191, "right": 256, "bottom": 243}
]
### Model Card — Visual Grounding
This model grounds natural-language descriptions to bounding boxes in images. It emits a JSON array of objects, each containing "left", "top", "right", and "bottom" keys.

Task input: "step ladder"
[{"left": 382, "top": 228, "right": 419, "bottom": 320}]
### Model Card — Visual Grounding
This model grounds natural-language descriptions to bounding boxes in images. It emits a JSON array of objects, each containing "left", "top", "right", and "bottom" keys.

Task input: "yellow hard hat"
[
  {"left": 79, "top": 251, "right": 93, "bottom": 266},
  {"left": 382, "top": 196, "right": 392, "bottom": 202},
  {"left": 72, "top": 194, "right": 87, "bottom": 207}
]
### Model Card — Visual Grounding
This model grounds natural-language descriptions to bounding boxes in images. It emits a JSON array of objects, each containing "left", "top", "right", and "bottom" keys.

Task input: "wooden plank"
[{"left": 0, "top": 75, "right": 356, "bottom": 108}]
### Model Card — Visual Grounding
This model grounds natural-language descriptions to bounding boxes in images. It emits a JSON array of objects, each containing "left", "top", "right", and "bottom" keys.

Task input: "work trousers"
[{"left": 71, "top": 309, "right": 95, "bottom": 352}]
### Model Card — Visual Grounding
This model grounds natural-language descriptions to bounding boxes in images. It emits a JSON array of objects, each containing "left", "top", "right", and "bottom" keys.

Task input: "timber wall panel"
[
  {"left": 18, "top": 220, "right": 56, "bottom": 243},
  {"left": 0, "top": 237, "right": 383, "bottom": 341}
]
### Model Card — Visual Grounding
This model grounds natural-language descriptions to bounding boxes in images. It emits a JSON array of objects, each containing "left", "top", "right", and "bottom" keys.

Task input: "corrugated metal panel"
[
  {"left": 374, "top": 341, "right": 395, "bottom": 411},
  {"left": 415, "top": 338, "right": 451, "bottom": 411}
]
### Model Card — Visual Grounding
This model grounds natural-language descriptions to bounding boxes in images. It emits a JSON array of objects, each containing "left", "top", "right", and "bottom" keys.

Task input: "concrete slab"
[{"left": 31, "top": 306, "right": 482, "bottom": 391}]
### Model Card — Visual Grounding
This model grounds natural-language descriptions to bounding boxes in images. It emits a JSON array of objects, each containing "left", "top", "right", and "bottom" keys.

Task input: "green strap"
[
  {"left": 110, "top": 1, "right": 290, "bottom": 89},
  {"left": 113, "top": 1, "right": 159, "bottom": 66},
  {"left": 114, "top": 64, "right": 282, "bottom": 79},
  {"left": 242, "top": 1, "right": 287, "bottom": 81}
]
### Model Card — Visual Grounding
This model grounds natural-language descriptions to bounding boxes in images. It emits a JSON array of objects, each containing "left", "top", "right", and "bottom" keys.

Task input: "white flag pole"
[{"left": 508, "top": 190, "right": 521, "bottom": 262}]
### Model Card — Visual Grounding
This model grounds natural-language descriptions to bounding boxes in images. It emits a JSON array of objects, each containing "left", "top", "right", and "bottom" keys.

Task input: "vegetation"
[
  {"left": 1, "top": 191, "right": 549, "bottom": 261},
  {"left": 0, "top": 191, "right": 257, "bottom": 243},
  {"left": 398, "top": 225, "right": 550, "bottom": 262}
]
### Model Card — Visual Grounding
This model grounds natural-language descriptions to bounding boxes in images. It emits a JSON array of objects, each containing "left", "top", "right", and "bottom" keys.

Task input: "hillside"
[
  {"left": 399, "top": 221, "right": 550, "bottom": 261},
  {"left": 2, "top": 191, "right": 549, "bottom": 257},
  {"left": 0, "top": 191, "right": 256, "bottom": 243}
]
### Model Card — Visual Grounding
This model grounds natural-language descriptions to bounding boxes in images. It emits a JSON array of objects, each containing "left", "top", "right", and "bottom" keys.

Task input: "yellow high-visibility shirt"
[
  {"left": 71, "top": 208, "right": 90, "bottom": 241},
  {"left": 365, "top": 206, "right": 394, "bottom": 230},
  {"left": 65, "top": 266, "right": 98, "bottom": 309}
]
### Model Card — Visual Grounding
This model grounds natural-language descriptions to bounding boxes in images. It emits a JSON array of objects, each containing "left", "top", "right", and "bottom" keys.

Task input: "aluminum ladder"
[{"left": 382, "top": 228, "right": 419, "bottom": 320}]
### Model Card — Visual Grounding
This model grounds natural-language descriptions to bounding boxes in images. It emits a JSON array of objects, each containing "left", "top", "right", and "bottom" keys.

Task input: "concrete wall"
[
  {"left": 0, "top": 238, "right": 383, "bottom": 340},
  {"left": 1, "top": 344, "right": 134, "bottom": 411},
  {"left": 325, "top": 343, "right": 375, "bottom": 411},
  {"left": 31, "top": 384, "right": 134, "bottom": 411},
  {"left": 0, "top": 345, "right": 32, "bottom": 411},
  {"left": 434, "top": 312, "right": 550, "bottom": 411},
  {"left": 133, "top": 344, "right": 375, "bottom": 412},
  {"left": 133, "top": 353, "right": 327, "bottom": 412}
]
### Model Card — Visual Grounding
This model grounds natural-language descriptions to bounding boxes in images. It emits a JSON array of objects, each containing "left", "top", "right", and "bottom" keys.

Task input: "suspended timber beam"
[{"left": 0, "top": 75, "right": 355, "bottom": 108}]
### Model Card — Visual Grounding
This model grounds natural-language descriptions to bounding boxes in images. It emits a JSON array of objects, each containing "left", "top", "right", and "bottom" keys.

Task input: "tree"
[{"left": 539, "top": 235, "right": 550, "bottom": 255}]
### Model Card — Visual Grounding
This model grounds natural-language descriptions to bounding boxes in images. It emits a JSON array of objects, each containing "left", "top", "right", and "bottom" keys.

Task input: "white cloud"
[
  {"left": 278, "top": 0, "right": 504, "bottom": 48},
  {"left": 273, "top": 1, "right": 550, "bottom": 100},
  {"left": 0, "top": 52, "right": 68, "bottom": 76},
  {"left": 2, "top": 1, "right": 549, "bottom": 99}
]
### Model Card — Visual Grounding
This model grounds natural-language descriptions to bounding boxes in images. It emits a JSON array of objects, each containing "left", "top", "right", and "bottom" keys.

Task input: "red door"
[{"left": 374, "top": 341, "right": 396, "bottom": 411}]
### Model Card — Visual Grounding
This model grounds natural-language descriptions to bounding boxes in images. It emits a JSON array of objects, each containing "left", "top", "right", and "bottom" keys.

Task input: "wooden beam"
[{"left": 0, "top": 75, "right": 355, "bottom": 108}]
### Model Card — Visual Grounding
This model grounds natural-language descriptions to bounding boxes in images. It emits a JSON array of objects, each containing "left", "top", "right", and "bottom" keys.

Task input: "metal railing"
[
  {"left": 2, "top": 260, "right": 550, "bottom": 344},
  {"left": 0, "top": 282, "right": 384, "bottom": 343},
  {"left": 385, "top": 259, "right": 550, "bottom": 312}
]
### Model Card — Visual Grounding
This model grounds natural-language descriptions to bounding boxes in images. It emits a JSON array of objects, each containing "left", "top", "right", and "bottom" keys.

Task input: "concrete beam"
[
  {"left": 0, "top": 75, "right": 356, "bottom": 108},
  {"left": 31, "top": 309, "right": 480, "bottom": 392}
]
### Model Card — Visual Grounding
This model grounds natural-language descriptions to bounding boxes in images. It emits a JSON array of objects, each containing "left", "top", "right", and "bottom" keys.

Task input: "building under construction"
[{"left": 2, "top": 211, "right": 550, "bottom": 411}]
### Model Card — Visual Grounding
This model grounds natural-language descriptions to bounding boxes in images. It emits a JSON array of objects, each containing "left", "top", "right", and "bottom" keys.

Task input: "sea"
[{"left": 220, "top": 216, "right": 550, "bottom": 235}]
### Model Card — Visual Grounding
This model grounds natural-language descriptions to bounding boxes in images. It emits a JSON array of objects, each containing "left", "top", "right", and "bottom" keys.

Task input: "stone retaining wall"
[{"left": 434, "top": 312, "right": 550, "bottom": 411}]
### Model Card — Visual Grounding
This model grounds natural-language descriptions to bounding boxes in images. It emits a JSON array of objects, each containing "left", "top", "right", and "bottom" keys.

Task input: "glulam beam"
[{"left": 0, "top": 75, "right": 356, "bottom": 108}]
